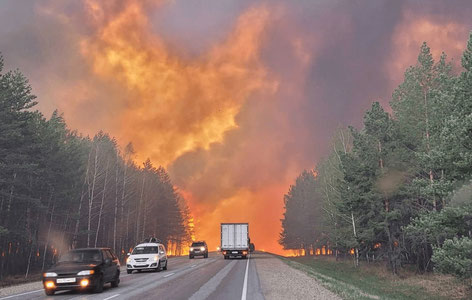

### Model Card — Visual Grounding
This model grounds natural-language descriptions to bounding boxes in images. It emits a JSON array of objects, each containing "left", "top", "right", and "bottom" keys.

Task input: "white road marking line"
[
  {"left": 190, "top": 264, "right": 197, "bottom": 268},
  {"left": 103, "top": 294, "right": 120, "bottom": 300},
  {"left": 241, "top": 255, "right": 250, "bottom": 300},
  {"left": 163, "top": 272, "right": 175, "bottom": 278},
  {"left": 0, "top": 289, "right": 43, "bottom": 300}
]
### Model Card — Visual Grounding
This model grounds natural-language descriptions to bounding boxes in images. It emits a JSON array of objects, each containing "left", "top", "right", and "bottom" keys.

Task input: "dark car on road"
[
  {"left": 189, "top": 241, "right": 208, "bottom": 259},
  {"left": 42, "top": 248, "right": 120, "bottom": 295}
]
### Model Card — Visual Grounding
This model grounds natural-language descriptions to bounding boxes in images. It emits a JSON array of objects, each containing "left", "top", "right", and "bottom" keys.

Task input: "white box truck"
[{"left": 220, "top": 223, "right": 249, "bottom": 259}]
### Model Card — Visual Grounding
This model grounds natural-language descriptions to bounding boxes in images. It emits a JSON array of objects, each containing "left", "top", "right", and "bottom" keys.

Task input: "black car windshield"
[
  {"left": 58, "top": 250, "right": 102, "bottom": 263},
  {"left": 132, "top": 246, "right": 158, "bottom": 254},
  {"left": 191, "top": 242, "right": 205, "bottom": 247}
]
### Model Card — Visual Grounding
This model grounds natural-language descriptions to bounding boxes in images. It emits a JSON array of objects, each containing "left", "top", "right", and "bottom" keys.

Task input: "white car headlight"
[
  {"left": 200, "top": 247, "right": 205, "bottom": 251},
  {"left": 190, "top": 247, "right": 194, "bottom": 251},
  {"left": 153, "top": 255, "right": 159, "bottom": 261},
  {"left": 44, "top": 272, "right": 58, "bottom": 277},
  {"left": 77, "top": 270, "right": 95, "bottom": 276},
  {"left": 126, "top": 257, "right": 131, "bottom": 263}
]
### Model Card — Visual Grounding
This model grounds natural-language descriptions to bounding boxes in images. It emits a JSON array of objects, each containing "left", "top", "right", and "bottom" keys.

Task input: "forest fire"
[
  {"left": 66, "top": 0, "right": 471, "bottom": 256},
  {"left": 78, "top": 0, "right": 292, "bottom": 255},
  {"left": 1, "top": 1, "right": 470, "bottom": 267}
]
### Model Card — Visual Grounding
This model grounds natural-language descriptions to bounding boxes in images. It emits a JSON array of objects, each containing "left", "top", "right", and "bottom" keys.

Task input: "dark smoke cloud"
[{"left": 1, "top": 0, "right": 471, "bottom": 253}]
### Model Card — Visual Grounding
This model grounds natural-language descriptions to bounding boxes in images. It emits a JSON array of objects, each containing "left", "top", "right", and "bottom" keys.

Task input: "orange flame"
[{"left": 80, "top": 0, "right": 276, "bottom": 166}]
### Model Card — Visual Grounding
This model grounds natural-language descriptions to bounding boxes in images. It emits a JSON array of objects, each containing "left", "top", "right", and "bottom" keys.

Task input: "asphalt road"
[{"left": 0, "top": 252, "right": 264, "bottom": 300}]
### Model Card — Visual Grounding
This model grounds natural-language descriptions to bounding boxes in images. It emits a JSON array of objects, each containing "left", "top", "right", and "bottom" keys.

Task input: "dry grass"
[
  {"left": 0, "top": 273, "right": 41, "bottom": 288},
  {"left": 287, "top": 256, "right": 472, "bottom": 300}
]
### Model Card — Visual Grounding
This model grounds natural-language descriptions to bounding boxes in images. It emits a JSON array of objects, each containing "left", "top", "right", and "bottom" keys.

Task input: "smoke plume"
[{"left": 1, "top": 0, "right": 471, "bottom": 253}]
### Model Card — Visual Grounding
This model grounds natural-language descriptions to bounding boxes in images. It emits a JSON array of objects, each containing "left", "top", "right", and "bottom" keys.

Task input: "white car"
[{"left": 126, "top": 243, "right": 168, "bottom": 274}]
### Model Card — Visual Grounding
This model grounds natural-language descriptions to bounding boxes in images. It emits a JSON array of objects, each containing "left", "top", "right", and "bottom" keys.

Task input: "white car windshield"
[{"left": 132, "top": 246, "right": 159, "bottom": 254}]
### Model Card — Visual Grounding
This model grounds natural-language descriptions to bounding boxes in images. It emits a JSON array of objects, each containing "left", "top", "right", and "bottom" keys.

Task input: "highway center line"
[
  {"left": 241, "top": 255, "right": 250, "bottom": 300},
  {"left": 0, "top": 289, "right": 43, "bottom": 300},
  {"left": 103, "top": 294, "right": 120, "bottom": 300}
]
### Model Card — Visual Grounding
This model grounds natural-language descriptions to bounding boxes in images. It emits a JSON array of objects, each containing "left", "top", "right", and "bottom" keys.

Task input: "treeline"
[
  {"left": 0, "top": 55, "right": 192, "bottom": 280},
  {"left": 280, "top": 33, "right": 472, "bottom": 278}
]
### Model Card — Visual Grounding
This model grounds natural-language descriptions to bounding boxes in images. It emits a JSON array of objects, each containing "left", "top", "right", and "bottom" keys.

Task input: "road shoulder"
[{"left": 255, "top": 252, "right": 342, "bottom": 300}]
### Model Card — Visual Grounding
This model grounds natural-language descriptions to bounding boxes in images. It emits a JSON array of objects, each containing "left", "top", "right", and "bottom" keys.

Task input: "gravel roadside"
[
  {"left": 0, "top": 281, "right": 43, "bottom": 298},
  {"left": 255, "top": 252, "right": 342, "bottom": 300}
]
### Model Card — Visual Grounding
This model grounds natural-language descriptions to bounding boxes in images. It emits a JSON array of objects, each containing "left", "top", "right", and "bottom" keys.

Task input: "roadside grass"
[
  {"left": 0, "top": 273, "right": 42, "bottom": 288},
  {"left": 282, "top": 256, "right": 470, "bottom": 300}
]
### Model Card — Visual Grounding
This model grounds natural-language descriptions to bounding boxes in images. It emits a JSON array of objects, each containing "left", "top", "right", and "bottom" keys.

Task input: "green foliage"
[
  {"left": 0, "top": 54, "right": 192, "bottom": 278},
  {"left": 284, "top": 33, "right": 472, "bottom": 277},
  {"left": 280, "top": 170, "right": 321, "bottom": 253},
  {"left": 432, "top": 237, "right": 472, "bottom": 279},
  {"left": 405, "top": 205, "right": 472, "bottom": 248}
]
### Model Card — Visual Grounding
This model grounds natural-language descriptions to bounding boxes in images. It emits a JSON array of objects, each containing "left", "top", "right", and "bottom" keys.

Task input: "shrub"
[{"left": 432, "top": 237, "right": 472, "bottom": 279}]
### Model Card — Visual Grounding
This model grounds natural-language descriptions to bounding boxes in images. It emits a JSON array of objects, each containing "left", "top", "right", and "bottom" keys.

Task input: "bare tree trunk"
[
  {"left": 73, "top": 149, "right": 92, "bottom": 248},
  {"left": 120, "top": 160, "right": 128, "bottom": 256},
  {"left": 113, "top": 154, "right": 119, "bottom": 252},
  {"left": 5, "top": 173, "right": 17, "bottom": 226},
  {"left": 42, "top": 201, "right": 55, "bottom": 271},
  {"left": 136, "top": 174, "right": 146, "bottom": 243},
  {"left": 142, "top": 182, "right": 147, "bottom": 241},
  {"left": 25, "top": 240, "right": 34, "bottom": 279},
  {"left": 88, "top": 144, "right": 100, "bottom": 247},
  {"left": 351, "top": 211, "right": 359, "bottom": 267},
  {"left": 95, "top": 159, "right": 110, "bottom": 247},
  {"left": 423, "top": 87, "right": 437, "bottom": 211}
]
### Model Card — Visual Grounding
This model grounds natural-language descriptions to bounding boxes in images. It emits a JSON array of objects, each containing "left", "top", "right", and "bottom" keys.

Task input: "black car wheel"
[
  {"left": 127, "top": 270, "right": 132, "bottom": 274},
  {"left": 163, "top": 260, "right": 167, "bottom": 270},
  {"left": 189, "top": 255, "right": 194, "bottom": 259},
  {"left": 111, "top": 271, "right": 120, "bottom": 288},
  {"left": 204, "top": 253, "right": 208, "bottom": 258},
  {"left": 93, "top": 275, "right": 104, "bottom": 293},
  {"left": 44, "top": 289, "right": 55, "bottom": 296},
  {"left": 155, "top": 261, "right": 161, "bottom": 272}
]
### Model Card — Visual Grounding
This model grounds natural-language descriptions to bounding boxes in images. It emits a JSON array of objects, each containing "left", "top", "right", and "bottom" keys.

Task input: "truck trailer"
[{"left": 220, "top": 223, "right": 249, "bottom": 259}]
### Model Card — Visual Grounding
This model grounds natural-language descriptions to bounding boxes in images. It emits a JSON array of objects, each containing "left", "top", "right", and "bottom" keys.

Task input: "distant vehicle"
[
  {"left": 221, "top": 223, "right": 249, "bottom": 259},
  {"left": 42, "top": 248, "right": 120, "bottom": 295},
  {"left": 189, "top": 241, "right": 208, "bottom": 259},
  {"left": 126, "top": 242, "right": 168, "bottom": 274}
]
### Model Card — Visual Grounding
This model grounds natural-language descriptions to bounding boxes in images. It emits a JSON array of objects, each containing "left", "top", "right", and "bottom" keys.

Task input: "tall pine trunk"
[
  {"left": 87, "top": 144, "right": 99, "bottom": 247},
  {"left": 95, "top": 159, "right": 109, "bottom": 247}
]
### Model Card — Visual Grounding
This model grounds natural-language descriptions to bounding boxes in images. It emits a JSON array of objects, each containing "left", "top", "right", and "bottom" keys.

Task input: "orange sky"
[{"left": 1, "top": 0, "right": 471, "bottom": 255}]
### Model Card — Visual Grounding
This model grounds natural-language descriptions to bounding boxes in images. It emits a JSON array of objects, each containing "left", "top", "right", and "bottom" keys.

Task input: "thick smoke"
[{"left": 0, "top": 0, "right": 471, "bottom": 253}]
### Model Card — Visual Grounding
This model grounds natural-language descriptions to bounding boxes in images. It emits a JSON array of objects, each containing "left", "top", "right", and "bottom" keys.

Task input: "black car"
[
  {"left": 189, "top": 241, "right": 208, "bottom": 259},
  {"left": 42, "top": 248, "right": 120, "bottom": 295}
]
